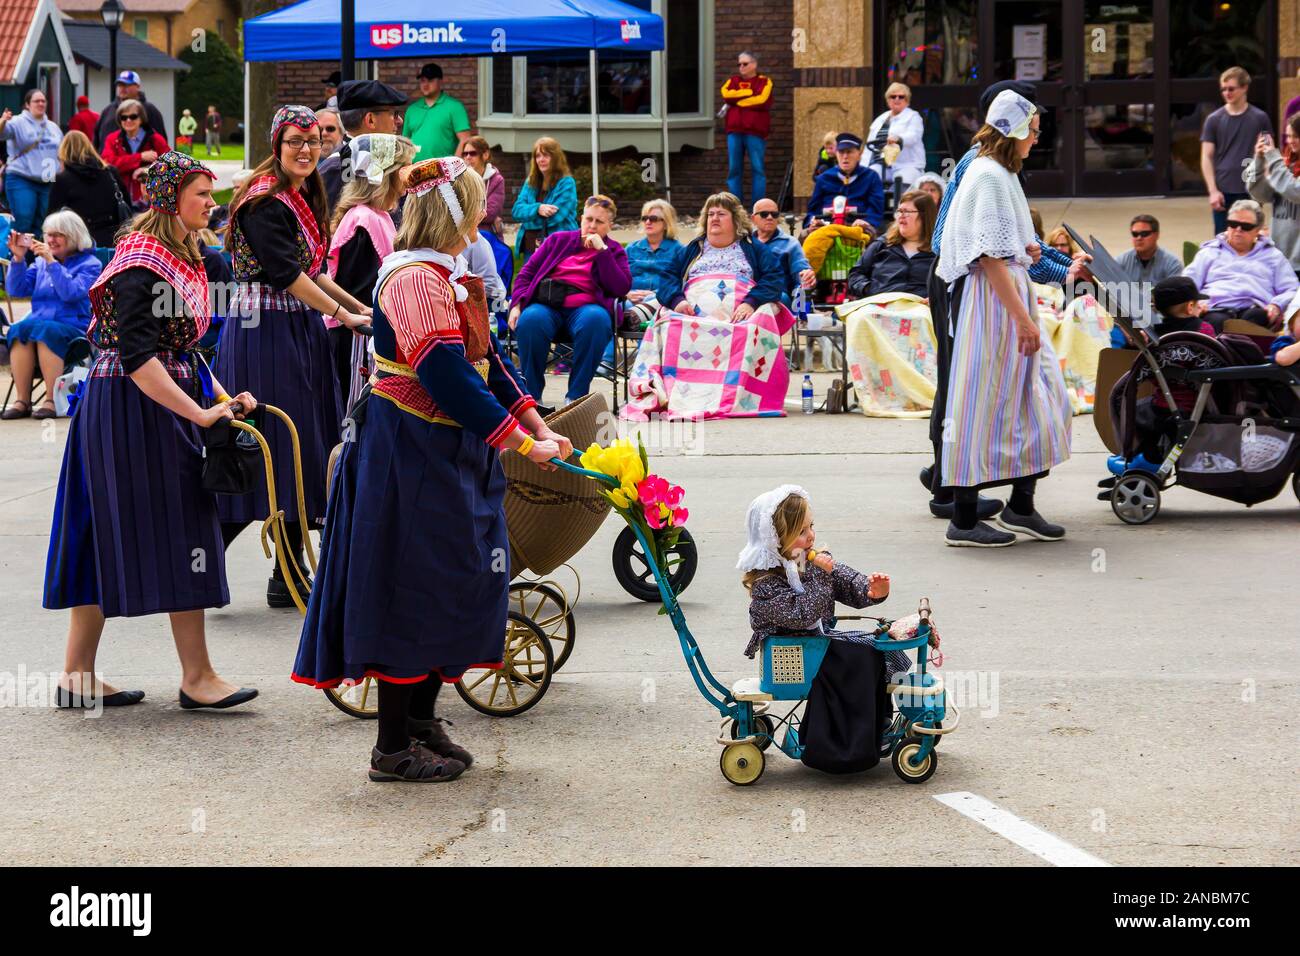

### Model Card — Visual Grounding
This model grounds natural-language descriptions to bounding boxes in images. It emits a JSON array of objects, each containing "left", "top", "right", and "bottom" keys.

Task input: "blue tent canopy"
[{"left": 243, "top": 0, "right": 665, "bottom": 61}]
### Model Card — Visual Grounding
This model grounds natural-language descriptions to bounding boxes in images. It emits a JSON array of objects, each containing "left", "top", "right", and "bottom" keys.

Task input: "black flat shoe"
[
  {"left": 929, "top": 495, "right": 1003, "bottom": 520},
  {"left": 55, "top": 687, "right": 145, "bottom": 709},
  {"left": 1098, "top": 475, "right": 1118, "bottom": 489},
  {"left": 918, "top": 465, "right": 934, "bottom": 492},
  {"left": 178, "top": 687, "right": 258, "bottom": 710},
  {"left": 267, "top": 574, "right": 311, "bottom": 608}
]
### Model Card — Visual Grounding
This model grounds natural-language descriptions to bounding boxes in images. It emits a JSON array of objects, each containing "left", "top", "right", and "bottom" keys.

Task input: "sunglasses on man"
[
  {"left": 1225, "top": 219, "right": 1259, "bottom": 231},
  {"left": 1130, "top": 229, "right": 1154, "bottom": 238},
  {"left": 752, "top": 211, "right": 780, "bottom": 219}
]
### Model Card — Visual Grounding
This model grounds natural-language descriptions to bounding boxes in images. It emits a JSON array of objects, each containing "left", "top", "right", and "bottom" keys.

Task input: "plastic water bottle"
[{"left": 802, "top": 375, "right": 815, "bottom": 415}]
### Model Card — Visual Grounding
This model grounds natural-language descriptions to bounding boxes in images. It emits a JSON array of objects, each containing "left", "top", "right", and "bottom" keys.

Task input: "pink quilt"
[{"left": 621, "top": 273, "right": 796, "bottom": 421}]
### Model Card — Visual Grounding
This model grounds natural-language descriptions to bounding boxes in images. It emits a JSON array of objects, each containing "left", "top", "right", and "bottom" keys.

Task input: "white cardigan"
[
  {"left": 867, "top": 106, "right": 925, "bottom": 186},
  {"left": 936, "top": 156, "right": 1036, "bottom": 284}
]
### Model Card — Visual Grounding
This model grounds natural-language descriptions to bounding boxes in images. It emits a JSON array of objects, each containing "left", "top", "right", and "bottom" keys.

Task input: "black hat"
[
  {"left": 1152, "top": 276, "right": 1209, "bottom": 316},
  {"left": 335, "top": 79, "right": 407, "bottom": 112},
  {"left": 979, "top": 81, "right": 1037, "bottom": 118},
  {"left": 417, "top": 63, "right": 443, "bottom": 81},
  {"left": 834, "top": 132, "right": 863, "bottom": 151},
  {"left": 323, "top": 71, "right": 341, "bottom": 86}
]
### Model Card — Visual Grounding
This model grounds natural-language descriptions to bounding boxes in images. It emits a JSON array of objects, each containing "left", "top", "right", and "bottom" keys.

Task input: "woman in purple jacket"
[{"left": 508, "top": 194, "right": 632, "bottom": 402}]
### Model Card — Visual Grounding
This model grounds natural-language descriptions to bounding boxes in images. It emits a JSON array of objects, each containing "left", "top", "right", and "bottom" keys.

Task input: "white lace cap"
[
  {"left": 349, "top": 133, "right": 400, "bottom": 186},
  {"left": 736, "top": 484, "right": 809, "bottom": 593},
  {"left": 985, "top": 89, "right": 1036, "bottom": 140}
]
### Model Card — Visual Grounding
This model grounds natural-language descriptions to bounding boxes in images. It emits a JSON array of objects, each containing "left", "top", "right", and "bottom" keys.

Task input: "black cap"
[
  {"left": 418, "top": 63, "right": 443, "bottom": 80},
  {"left": 335, "top": 79, "right": 407, "bottom": 111},
  {"left": 323, "top": 71, "right": 341, "bottom": 86},
  {"left": 835, "top": 132, "right": 863, "bottom": 151},
  {"left": 1152, "top": 276, "right": 1209, "bottom": 316},
  {"left": 979, "top": 81, "right": 1037, "bottom": 119}
]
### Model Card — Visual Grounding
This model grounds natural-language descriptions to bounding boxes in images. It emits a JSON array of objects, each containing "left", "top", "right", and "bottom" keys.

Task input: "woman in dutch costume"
[
  {"left": 216, "top": 106, "right": 372, "bottom": 607},
  {"left": 935, "top": 90, "right": 1072, "bottom": 548},
  {"left": 293, "top": 157, "right": 573, "bottom": 783},
  {"left": 44, "top": 152, "right": 259, "bottom": 710}
]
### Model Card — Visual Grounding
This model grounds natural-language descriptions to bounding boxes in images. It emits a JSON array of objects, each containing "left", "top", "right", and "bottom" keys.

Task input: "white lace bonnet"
[
  {"left": 348, "top": 133, "right": 401, "bottom": 186},
  {"left": 736, "top": 485, "right": 810, "bottom": 593}
]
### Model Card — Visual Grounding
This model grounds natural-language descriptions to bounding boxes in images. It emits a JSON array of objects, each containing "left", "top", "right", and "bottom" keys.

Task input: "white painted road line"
[{"left": 934, "top": 791, "right": 1112, "bottom": 867}]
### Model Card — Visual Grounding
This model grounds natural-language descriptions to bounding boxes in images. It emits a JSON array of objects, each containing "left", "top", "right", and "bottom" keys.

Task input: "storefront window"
[
  {"left": 491, "top": 57, "right": 512, "bottom": 114},
  {"left": 1084, "top": 103, "right": 1155, "bottom": 171},
  {"left": 881, "top": 0, "right": 979, "bottom": 85},
  {"left": 1083, "top": 2, "right": 1154, "bottom": 80},
  {"left": 1171, "top": 0, "right": 1269, "bottom": 79},
  {"left": 666, "top": 0, "right": 700, "bottom": 113},
  {"left": 993, "top": 1, "right": 1063, "bottom": 84},
  {"left": 1170, "top": 102, "right": 1216, "bottom": 191}
]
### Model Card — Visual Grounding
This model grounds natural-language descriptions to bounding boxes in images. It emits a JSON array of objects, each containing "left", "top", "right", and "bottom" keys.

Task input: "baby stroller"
[{"left": 1105, "top": 312, "right": 1300, "bottom": 524}]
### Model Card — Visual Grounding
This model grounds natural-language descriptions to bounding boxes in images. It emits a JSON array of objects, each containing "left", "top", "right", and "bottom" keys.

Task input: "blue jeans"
[
  {"left": 4, "top": 173, "right": 51, "bottom": 236},
  {"left": 516, "top": 302, "right": 614, "bottom": 402},
  {"left": 727, "top": 133, "right": 767, "bottom": 205},
  {"left": 1212, "top": 191, "right": 1249, "bottom": 235}
]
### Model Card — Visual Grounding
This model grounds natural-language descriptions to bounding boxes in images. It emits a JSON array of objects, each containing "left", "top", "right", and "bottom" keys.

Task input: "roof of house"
[
  {"left": 57, "top": 0, "right": 195, "bottom": 13},
  {"left": 63, "top": 20, "right": 189, "bottom": 72},
  {"left": 1, "top": 0, "right": 78, "bottom": 85}
]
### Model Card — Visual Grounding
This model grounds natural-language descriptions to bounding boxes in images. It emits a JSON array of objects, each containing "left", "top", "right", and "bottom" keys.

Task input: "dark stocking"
[
  {"left": 408, "top": 675, "right": 442, "bottom": 721},
  {"left": 953, "top": 488, "right": 978, "bottom": 530},
  {"left": 377, "top": 680, "right": 416, "bottom": 754},
  {"left": 1009, "top": 478, "right": 1037, "bottom": 515},
  {"left": 221, "top": 521, "right": 248, "bottom": 549}
]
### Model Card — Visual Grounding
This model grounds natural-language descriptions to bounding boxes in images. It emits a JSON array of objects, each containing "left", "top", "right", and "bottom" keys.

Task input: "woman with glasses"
[
  {"left": 509, "top": 194, "right": 632, "bottom": 403},
  {"left": 0, "top": 90, "right": 65, "bottom": 234},
  {"left": 1183, "top": 198, "right": 1297, "bottom": 332},
  {"left": 865, "top": 83, "right": 925, "bottom": 196},
  {"left": 511, "top": 137, "right": 579, "bottom": 261},
  {"left": 934, "top": 90, "right": 1071, "bottom": 549},
  {"left": 846, "top": 190, "right": 936, "bottom": 299},
  {"left": 216, "top": 106, "right": 373, "bottom": 608},
  {"left": 461, "top": 136, "right": 505, "bottom": 236},
  {"left": 101, "top": 99, "right": 170, "bottom": 208}
]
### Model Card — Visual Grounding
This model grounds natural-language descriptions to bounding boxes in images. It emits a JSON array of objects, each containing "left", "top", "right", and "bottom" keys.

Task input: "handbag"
[
  {"left": 533, "top": 277, "right": 580, "bottom": 309},
  {"left": 108, "top": 170, "right": 132, "bottom": 226},
  {"left": 201, "top": 416, "right": 264, "bottom": 494}
]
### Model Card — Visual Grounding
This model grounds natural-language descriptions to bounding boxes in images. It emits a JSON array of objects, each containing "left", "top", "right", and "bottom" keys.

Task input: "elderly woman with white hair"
[
  {"left": 3, "top": 209, "right": 103, "bottom": 419},
  {"left": 1184, "top": 197, "right": 1298, "bottom": 331},
  {"left": 866, "top": 82, "right": 926, "bottom": 195}
]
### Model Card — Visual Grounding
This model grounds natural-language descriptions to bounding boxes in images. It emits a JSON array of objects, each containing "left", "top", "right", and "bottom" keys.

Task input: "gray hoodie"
[{"left": 1245, "top": 148, "right": 1300, "bottom": 269}]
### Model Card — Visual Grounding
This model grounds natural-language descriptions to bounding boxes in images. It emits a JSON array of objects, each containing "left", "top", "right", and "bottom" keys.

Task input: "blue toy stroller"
[{"left": 553, "top": 458, "right": 959, "bottom": 785}]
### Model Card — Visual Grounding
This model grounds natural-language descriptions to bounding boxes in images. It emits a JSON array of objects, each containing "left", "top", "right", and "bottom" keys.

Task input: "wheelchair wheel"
[
  {"left": 730, "top": 713, "right": 776, "bottom": 752},
  {"left": 719, "top": 742, "right": 765, "bottom": 786},
  {"left": 509, "top": 581, "right": 575, "bottom": 671},
  {"left": 891, "top": 735, "right": 937, "bottom": 784},
  {"left": 455, "top": 611, "right": 553, "bottom": 717},
  {"left": 613, "top": 526, "right": 698, "bottom": 602},
  {"left": 1111, "top": 471, "right": 1160, "bottom": 525},
  {"left": 323, "top": 678, "right": 379, "bottom": 719}
]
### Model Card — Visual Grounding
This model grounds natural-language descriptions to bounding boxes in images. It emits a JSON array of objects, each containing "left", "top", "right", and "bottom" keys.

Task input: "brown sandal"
[
  {"left": 409, "top": 716, "right": 474, "bottom": 767},
  {"left": 1, "top": 400, "right": 32, "bottom": 420},
  {"left": 369, "top": 743, "right": 466, "bottom": 783},
  {"left": 32, "top": 400, "right": 57, "bottom": 420}
]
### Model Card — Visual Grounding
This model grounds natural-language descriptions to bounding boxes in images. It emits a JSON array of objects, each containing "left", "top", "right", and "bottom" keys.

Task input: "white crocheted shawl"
[{"left": 937, "top": 155, "right": 1036, "bottom": 284}]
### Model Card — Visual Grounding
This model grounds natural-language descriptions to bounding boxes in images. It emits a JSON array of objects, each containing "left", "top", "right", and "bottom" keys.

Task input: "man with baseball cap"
[
  {"left": 401, "top": 63, "right": 472, "bottom": 160},
  {"left": 67, "top": 95, "right": 98, "bottom": 140},
  {"left": 94, "top": 70, "right": 167, "bottom": 149},
  {"left": 318, "top": 79, "right": 408, "bottom": 207},
  {"left": 803, "top": 132, "right": 885, "bottom": 236},
  {"left": 319, "top": 70, "right": 342, "bottom": 110}
]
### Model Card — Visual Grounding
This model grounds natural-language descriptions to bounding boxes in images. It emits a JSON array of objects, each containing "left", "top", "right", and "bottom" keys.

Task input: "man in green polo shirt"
[{"left": 402, "top": 62, "right": 472, "bottom": 159}]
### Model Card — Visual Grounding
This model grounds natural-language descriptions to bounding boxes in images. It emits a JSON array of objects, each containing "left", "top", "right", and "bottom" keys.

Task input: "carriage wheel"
[
  {"left": 323, "top": 677, "right": 379, "bottom": 719},
  {"left": 612, "top": 526, "right": 698, "bottom": 602},
  {"left": 729, "top": 713, "right": 776, "bottom": 752},
  {"left": 891, "top": 736, "right": 937, "bottom": 784},
  {"left": 509, "top": 581, "right": 576, "bottom": 671},
  {"left": 1111, "top": 471, "right": 1160, "bottom": 525},
  {"left": 1293, "top": 472, "right": 1300, "bottom": 504},
  {"left": 454, "top": 611, "right": 553, "bottom": 717},
  {"left": 719, "top": 742, "right": 765, "bottom": 786}
]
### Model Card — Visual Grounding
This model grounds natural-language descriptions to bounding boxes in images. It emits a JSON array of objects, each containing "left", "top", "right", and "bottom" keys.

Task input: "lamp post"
[{"left": 99, "top": 0, "right": 125, "bottom": 97}]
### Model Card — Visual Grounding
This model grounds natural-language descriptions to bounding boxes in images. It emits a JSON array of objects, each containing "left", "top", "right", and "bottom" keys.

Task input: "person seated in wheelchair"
[
  {"left": 1099, "top": 277, "right": 1219, "bottom": 495},
  {"left": 738, "top": 485, "right": 935, "bottom": 772},
  {"left": 844, "top": 189, "right": 936, "bottom": 302},
  {"left": 801, "top": 133, "right": 884, "bottom": 242},
  {"left": 3, "top": 210, "right": 102, "bottom": 420}
]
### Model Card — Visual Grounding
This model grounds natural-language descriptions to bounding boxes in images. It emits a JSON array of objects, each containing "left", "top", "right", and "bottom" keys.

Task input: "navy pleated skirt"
[
  {"left": 44, "top": 371, "right": 229, "bottom": 618},
  {"left": 214, "top": 290, "right": 342, "bottom": 527},
  {"left": 292, "top": 393, "right": 509, "bottom": 687}
]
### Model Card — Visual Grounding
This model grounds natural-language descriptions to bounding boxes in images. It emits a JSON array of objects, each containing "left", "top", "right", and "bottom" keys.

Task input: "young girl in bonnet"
[{"left": 737, "top": 486, "right": 910, "bottom": 773}]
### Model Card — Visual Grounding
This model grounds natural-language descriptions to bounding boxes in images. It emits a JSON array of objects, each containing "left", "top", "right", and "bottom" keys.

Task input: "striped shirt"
[{"left": 932, "top": 146, "right": 1071, "bottom": 286}]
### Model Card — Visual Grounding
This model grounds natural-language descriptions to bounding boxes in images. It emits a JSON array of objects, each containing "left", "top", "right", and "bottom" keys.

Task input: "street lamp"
[{"left": 99, "top": 0, "right": 125, "bottom": 98}]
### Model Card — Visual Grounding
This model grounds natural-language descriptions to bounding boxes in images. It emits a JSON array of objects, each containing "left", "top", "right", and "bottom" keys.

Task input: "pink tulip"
[
  {"left": 664, "top": 484, "right": 685, "bottom": 508},
  {"left": 645, "top": 503, "right": 665, "bottom": 530},
  {"left": 638, "top": 475, "right": 669, "bottom": 505},
  {"left": 671, "top": 507, "right": 688, "bottom": 527}
]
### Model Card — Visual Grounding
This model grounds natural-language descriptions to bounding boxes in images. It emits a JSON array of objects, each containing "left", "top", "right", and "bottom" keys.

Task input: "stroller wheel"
[
  {"left": 1292, "top": 472, "right": 1300, "bottom": 504},
  {"left": 455, "top": 611, "right": 553, "bottom": 717},
  {"left": 324, "top": 678, "right": 379, "bottom": 719},
  {"left": 730, "top": 713, "right": 776, "bottom": 752},
  {"left": 719, "top": 742, "right": 765, "bottom": 786},
  {"left": 509, "top": 581, "right": 575, "bottom": 671},
  {"left": 613, "top": 526, "right": 698, "bottom": 602},
  {"left": 891, "top": 736, "right": 937, "bottom": 784},
  {"left": 1111, "top": 471, "right": 1161, "bottom": 525}
]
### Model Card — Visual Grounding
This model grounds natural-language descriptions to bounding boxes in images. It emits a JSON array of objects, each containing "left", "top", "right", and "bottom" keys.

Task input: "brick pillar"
[
  {"left": 1281, "top": 0, "right": 1300, "bottom": 123},
  {"left": 791, "top": 0, "right": 872, "bottom": 210}
]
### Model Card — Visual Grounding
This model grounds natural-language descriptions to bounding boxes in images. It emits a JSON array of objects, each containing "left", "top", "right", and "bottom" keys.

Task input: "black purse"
[
  {"left": 201, "top": 415, "right": 264, "bottom": 494},
  {"left": 534, "top": 277, "right": 580, "bottom": 309},
  {"left": 108, "top": 169, "right": 132, "bottom": 226}
]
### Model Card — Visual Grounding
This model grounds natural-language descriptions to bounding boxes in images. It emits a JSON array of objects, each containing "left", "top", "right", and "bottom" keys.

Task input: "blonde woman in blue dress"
[{"left": 934, "top": 90, "right": 1072, "bottom": 547}]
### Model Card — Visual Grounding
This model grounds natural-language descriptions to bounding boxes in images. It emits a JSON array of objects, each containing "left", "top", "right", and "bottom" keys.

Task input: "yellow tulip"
[{"left": 609, "top": 488, "right": 632, "bottom": 509}]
